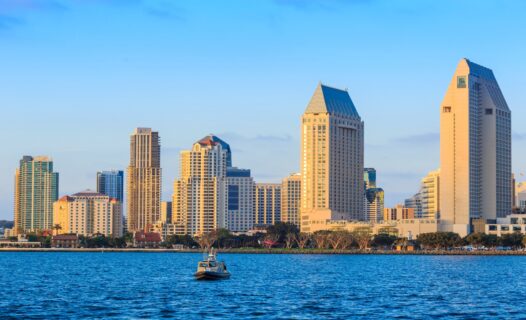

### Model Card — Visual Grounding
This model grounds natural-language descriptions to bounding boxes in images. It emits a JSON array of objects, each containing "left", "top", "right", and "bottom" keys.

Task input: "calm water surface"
[{"left": 1, "top": 253, "right": 525, "bottom": 319}]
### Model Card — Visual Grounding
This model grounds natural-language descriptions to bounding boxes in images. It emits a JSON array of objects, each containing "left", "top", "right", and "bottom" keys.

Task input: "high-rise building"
[
  {"left": 172, "top": 135, "right": 229, "bottom": 236},
  {"left": 363, "top": 168, "right": 384, "bottom": 223},
  {"left": 300, "top": 84, "right": 364, "bottom": 232},
  {"left": 97, "top": 170, "right": 124, "bottom": 203},
  {"left": 365, "top": 188, "right": 384, "bottom": 223},
  {"left": 364, "top": 168, "right": 377, "bottom": 189},
  {"left": 226, "top": 167, "right": 255, "bottom": 232},
  {"left": 281, "top": 173, "right": 301, "bottom": 227},
  {"left": 420, "top": 169, "right": 440, "bottom": 219},
  {"left": 127, "top": 128, "right": 161, "bottom": 232},
  {"left": 53, "top": 190, "right": 122, "bottom": 237},
  {"left": 440, "top": 59, "right": 512, "bottom": 236},
  {"left": 160, "top": 201, "right": 172, "bottom": 224},
  {"left": 14, "top": 156, "right": 59, "bottom": 234},
  {"left": 404, "top": 192, "right": 422, "bottom": 217},
  {"left": 255, "top": 183, "right": 281, "bottom": 226}
]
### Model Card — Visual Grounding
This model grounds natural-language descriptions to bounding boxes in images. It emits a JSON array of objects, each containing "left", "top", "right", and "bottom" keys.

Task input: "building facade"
[
  {"left": 161, "top": 201, "right": 172, "bottom": 224},
  {"left": 14, "top": 156, "right": 59, "bottom": 234},
  {"left": 440, "top": 59, "right": 512, "bottom": 236},
  {"left": 384, "top": 205, "right": 415, "bottom": 221},
  {"left": 363, "top": 168, "right": 384, "bottom": 223},
  {"left": 420, "top": 169, "right": 440, "bottom": 219},
  {"left": 255, "top": 183, "right": 281, "bottom": 226},
  {"left": 405, "top": 192, "right": 423, "bottom": 218},
  {"left": 172, "top": 135, "right": 229, "bottom": 236},
  {"left": 53, "top": 190, "right": 122, "bottom": 237},
  {"left": 226, "top": 167, "right": 255, "bottom": 232},
  {"left": 97, "top": 170, "right": 124, "bottom": 203},
  {"left": 281, "top": 173, "right": 301, "bottom": 226},
  {"left": 300, "top": 84, "right": 365, "bottom": 232},
  {"left": 126, "top": 128, "right": 161, "bottom": 232}
]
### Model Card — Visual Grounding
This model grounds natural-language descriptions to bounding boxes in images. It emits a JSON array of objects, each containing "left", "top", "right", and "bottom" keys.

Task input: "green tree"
[
  {"left": 417, "top": 232, "right": 461, "bottom": 250},
  {"left": 499, "top": 233, "right": 523, "bottom": 249},
  {"left": 351, "top": 227, "right": 373, "bottom": 250},
  {"left": 372, "top": 233, "right": 398, "bottom": 249},
  {"left": 266, "top": 222, "right": 299, "bottom": 244}
]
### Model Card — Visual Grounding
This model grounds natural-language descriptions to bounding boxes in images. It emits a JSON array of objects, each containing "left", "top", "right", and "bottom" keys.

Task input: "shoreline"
[{"left": 1, "top": 248, "right": 526, "bottom": 255}]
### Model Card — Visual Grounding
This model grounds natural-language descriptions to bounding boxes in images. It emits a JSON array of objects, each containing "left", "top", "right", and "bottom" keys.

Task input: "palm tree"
[{"left": 53, "top": 224, "right": 62, "bottom": 236}]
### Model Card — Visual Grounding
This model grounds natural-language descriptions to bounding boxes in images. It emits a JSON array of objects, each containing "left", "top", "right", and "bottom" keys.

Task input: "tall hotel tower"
[
  {"left": 300, "top": 84, "right": 364, "bottom": 232},
  {"left": 440, "top": 59, "right": 512, "bottom": 236},
  {"left": 172, "top": 135, "right": 230, "bottom": 236},
  {"left": 14, "top": 156, "right": 59, "bottom": 234},
  {"left": 127, "top": 128, "right": 161, "bottom": 232}
]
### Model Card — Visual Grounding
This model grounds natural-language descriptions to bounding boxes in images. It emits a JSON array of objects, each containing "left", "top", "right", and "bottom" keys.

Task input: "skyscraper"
[
  {"left": 255, "top": 183, "right": 281, "bottom": 226},
  {"left": 300, "top": 84, "right": 364, "bottom": 232},
  {"left": 97, "top": 170, "right": 124, "bottom": 203},
  {"left": 281, "top": 173, "right": 301, "bottom": 227},
  {"left": 14, "top": 156, "right": 59, "bottom": 234},
  {"left": 363, "top": 168, "right": 384, "bottom": 223},
  {"left": 440, "top": 59, "right": 512, "bottom": 236},
  {"left": 172, "top": 135, "right": 229, "bottom": 236},
  {"left": 127, "top": 128, "right": 161, "bottom": 232},
  {"left": 226, "top": 167, "right": 255, "bottom": 232}
]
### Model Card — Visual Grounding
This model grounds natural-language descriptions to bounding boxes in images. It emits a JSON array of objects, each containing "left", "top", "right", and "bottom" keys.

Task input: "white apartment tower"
[
  {"left": 300, "top": 84, "right": 365, "bottom": 232},
  {"left": 440, "top": 59, "right": 512, "bottom": 236},
  {"left": 172, "top": 135, "right": 229, "bottom": 236}
]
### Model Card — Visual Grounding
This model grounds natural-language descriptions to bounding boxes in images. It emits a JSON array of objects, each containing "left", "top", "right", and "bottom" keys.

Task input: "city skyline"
[{"left": 2, "top": 0, "right": 526, "bottom": 220}]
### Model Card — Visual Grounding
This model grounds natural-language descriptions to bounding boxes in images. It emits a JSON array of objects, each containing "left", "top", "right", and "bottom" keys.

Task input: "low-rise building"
[
  {"left": 134, "top": 231, "right": 162, "bottom": 248},
  {"left": 485, "top": 214, "right": 526, "bottom": 236},
  {"left": 384, "top": 205, "right": 415, "bottom": 221},
  {"left": 52, "top": 234, "right": 79, "bottom": 248}
]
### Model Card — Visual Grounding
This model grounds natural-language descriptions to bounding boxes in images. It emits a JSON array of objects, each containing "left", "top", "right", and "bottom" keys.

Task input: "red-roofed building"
[
  {"left": 134, "top": 231, "right": 162, "bottom": 248},
  {"left": 52, "top": 234, "right": 80, "bottom": 248}
]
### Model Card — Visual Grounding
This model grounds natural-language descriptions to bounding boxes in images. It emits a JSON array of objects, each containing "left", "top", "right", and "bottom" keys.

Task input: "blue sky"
[{"left": 1, "top": 0, "right": 526, "bottom": 220}]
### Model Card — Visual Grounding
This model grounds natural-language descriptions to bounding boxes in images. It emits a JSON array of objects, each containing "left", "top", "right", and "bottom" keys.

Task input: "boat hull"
[{"left": 194, "top": 271, "right": 231, "bottom": 280}]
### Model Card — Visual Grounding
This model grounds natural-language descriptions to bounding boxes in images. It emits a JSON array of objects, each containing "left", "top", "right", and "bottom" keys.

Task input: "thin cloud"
[
  {"left": 273, "top": 0, "right": 375, "bottom": 11},
  {"left": 393, "top": 132, "right": 439, "bottom": 144},
  {"left": 217, "top": 132, "right": 293, "bottom": 144}
]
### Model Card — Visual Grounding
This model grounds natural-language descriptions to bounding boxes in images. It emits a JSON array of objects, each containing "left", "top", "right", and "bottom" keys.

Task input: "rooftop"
[{"left": 305, "top": 83, "right": 360, "bottom": 119}]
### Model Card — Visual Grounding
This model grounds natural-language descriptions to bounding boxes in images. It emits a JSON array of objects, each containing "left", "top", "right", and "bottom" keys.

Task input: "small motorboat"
[{"left": 194, "top": 248, "right": 231, "bottom": 280}]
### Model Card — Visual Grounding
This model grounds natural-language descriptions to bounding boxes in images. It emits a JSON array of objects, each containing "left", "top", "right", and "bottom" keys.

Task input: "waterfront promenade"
[{"left": 1, "top": 247, "right": 526, "bottom": 255}]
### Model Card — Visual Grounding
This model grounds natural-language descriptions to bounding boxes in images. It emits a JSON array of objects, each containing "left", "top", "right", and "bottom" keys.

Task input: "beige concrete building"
[
  {"left": 127, "top": 128, "right": 161, "bottom": 232},
  {"left": 53, "top": 190, "right": 122, "bottom": 237},
  {"left": 420, "top": 169, "right": 440, "bottom": 219},
  {"left": 440, "top": 59, "right": 512, "bottom": 236},
  {"left": 305, "top": 219, "right": 438, "bottom": 238},
  {"left": 300, "top": 84, "right": 364, "bottom": 232},
  {"left": 281, "top": 173, "right": 301, "bottom": 226},
  {"left": 255, "top": 183, "right": 281, "bottom": 226},
  {"left": 172, "top": 135, "right": 229, "bottom": 236}
]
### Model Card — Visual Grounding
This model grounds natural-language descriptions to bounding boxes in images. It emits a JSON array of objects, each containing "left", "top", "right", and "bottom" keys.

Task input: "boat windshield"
[
  {"left": 209, "top": 262, "right": 217, "bottom": 267},
  {"left": 199, "top": 262, "right": 209, "bottom": 267}
]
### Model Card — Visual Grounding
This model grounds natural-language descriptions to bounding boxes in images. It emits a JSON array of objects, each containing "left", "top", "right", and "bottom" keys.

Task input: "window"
[
  {"left": 457, "top": 76, "right": 467, "bottom": 88},
  {"left": 443, "top": 106, "right": 451, "bottom": 113},
  {"left": 485, "top": 108, "right": 493, "bottom": 115}
]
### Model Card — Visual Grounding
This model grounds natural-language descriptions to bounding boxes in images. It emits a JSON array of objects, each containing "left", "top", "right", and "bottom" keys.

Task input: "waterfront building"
[
  {"left": 53, "top": 190, "right": 122, "bottom": 237},
  {"left": 404, "top": 193, "right": 422, "bottom": 217},
  {"left": 172, "top": 135, "right": 229, "bottom": 236},
  {"left": 127, "top": 128, "right": 161, "bottom": 232},
  {"left": 97, "top": 170, "right": 124, "bottom": 203},
  {"left": 440, "top": 59, "right": 512, "bottom": 236},
  {"left": 384, "top": 205, "right": 415, "bottom": 221},
  {"left": 226, "top": 167, "right": 255, "bottom": 232},
  {"left": 255, "top": 183, "right": 281, "bottom": 226},
  {"left": 281, "top": 173, "right": 301, "bottom": 226},
  {"left": 161, "top": 201, "right": 172, "bottom": 224},
  {"left": 14, "top": 156, "right": 59, "bottom": 234},
  {"left": 363, "top": 168, "right": 384, "bottom": 223},
  {"left": 300, "top": 84, "right": 365, "bottom": 232}
]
